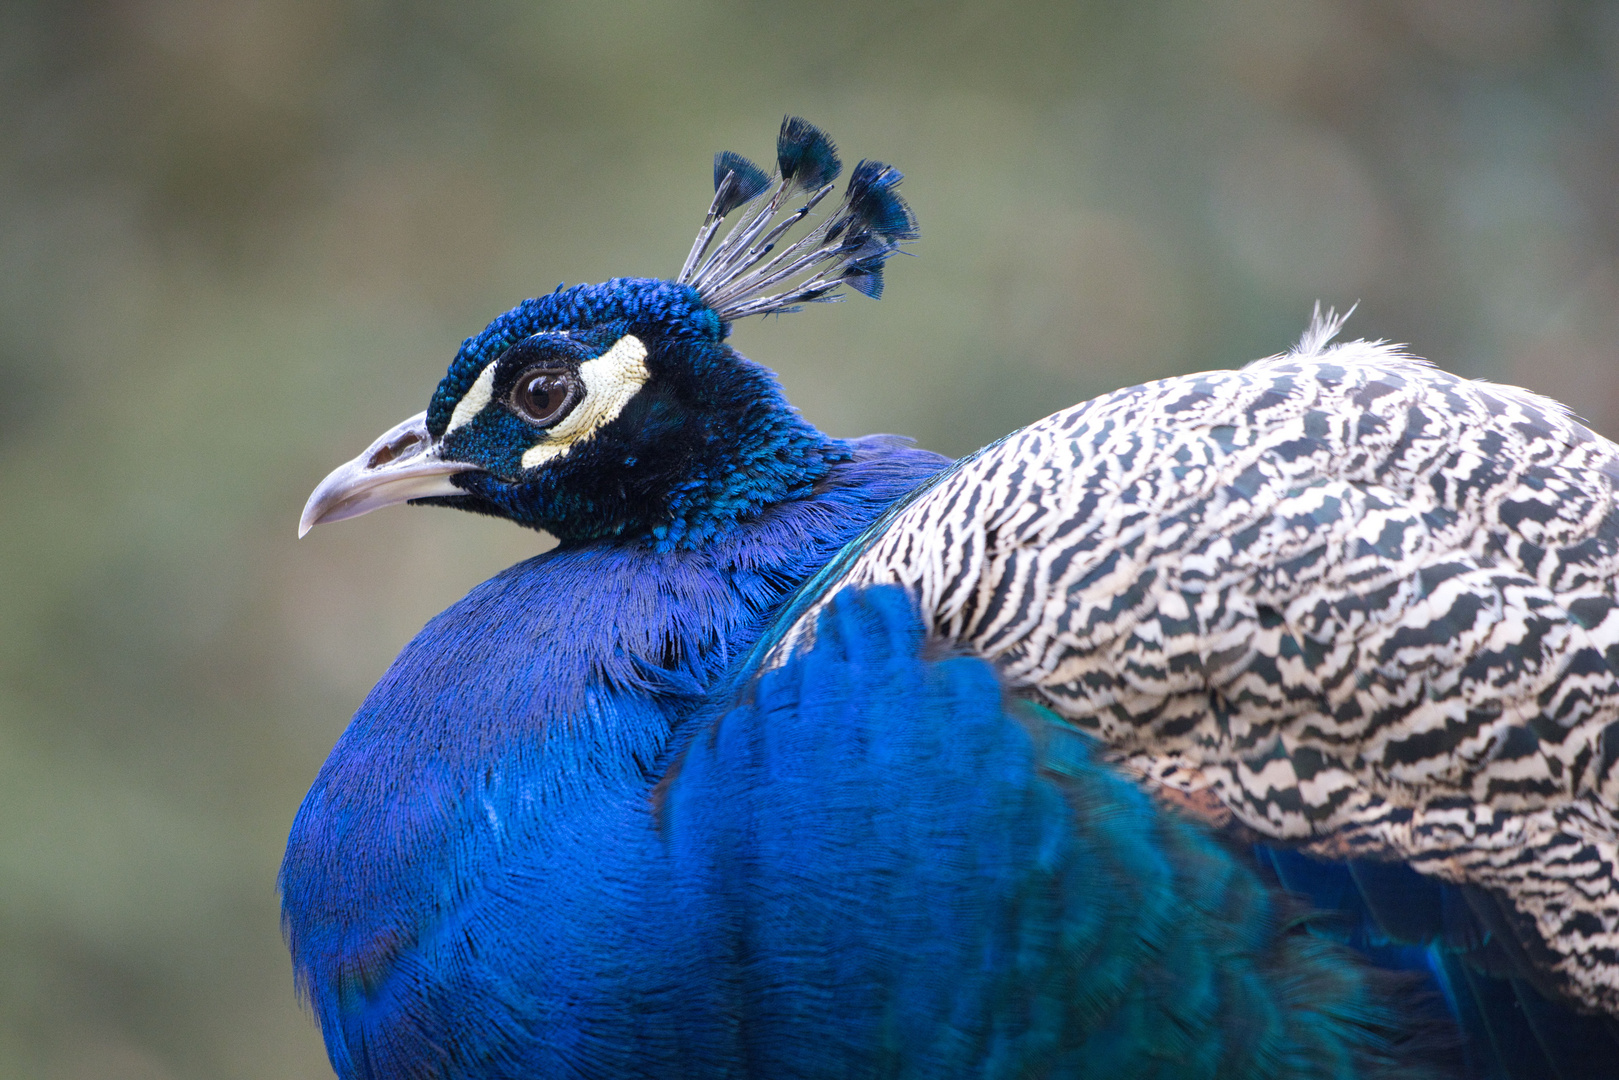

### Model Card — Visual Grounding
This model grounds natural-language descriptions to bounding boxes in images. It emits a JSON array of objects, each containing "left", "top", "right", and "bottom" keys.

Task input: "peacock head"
[{"left": 299, "top": 117, "right": 915, "bottom": 551}]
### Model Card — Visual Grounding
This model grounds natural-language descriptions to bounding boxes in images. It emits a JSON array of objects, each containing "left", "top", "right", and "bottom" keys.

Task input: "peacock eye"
[{"left": 509, "top": 366, "right": 579, "bottom": 428}]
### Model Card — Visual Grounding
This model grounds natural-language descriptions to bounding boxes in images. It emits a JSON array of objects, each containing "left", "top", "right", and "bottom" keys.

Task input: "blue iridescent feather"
[
  {"left": 776, "top": 114, "right": 841, "bottom": 191},
  {"left": 281, "top": 441, "right": 949, "bottom": 1078},
  {"left": 712, "top": 151, "right": 770, "bottom": 215},
  {"left": 666, "top": 585, "right": 1449, "bottom": 1078},
  {"left": 281, "top": 118, "right": 1618, "bottom": 1080}
]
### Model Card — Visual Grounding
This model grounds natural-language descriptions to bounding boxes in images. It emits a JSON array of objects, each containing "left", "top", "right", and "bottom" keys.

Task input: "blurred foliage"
[{"left": 1, "top": 1, "right": 1617, "bottom": 1077}]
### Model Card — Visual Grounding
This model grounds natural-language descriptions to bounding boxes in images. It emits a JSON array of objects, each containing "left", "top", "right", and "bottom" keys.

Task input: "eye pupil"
[
  {"left": 527, "top": 376, "right": 562, "bottom": 412},
  {"left": 510, "top": 368, "right": 577, "bottom": 426}
]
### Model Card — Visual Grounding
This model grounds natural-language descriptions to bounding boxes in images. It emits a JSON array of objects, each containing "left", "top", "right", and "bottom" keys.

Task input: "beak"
[{"left": 298, "top": 411, "right": 479, "bottom": 537}]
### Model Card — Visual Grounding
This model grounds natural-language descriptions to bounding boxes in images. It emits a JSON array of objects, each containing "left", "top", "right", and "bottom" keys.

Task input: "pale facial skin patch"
[
  {"left": 445, "top": 363, "right": 498, "bottom": 436},
  {"left": 442, "top": 333, "right": 653, "bottom": 471},
  {"left": 521, "top": 334, "right": 650, "bottom": 469}
]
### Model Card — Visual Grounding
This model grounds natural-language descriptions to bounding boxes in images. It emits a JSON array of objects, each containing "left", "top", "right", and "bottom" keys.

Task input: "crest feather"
[
  {"left": 676, "top": 117, "right": 917, "bottom": 321},
  {"left": 711, "top": 152, "right": 770, "bottom": 215}
]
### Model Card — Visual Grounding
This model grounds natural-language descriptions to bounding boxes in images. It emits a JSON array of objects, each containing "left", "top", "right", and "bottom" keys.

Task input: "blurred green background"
[{"left": 2, "top": 1, "right": 1616, "bottom": 1076}]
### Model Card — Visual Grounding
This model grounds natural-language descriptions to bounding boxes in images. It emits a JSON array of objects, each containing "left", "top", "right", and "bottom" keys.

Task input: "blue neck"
[
  {"left": 279, "top": 438, "right": 948, "bottom": 1077},
  {"left": 645, "top": 365, "right": 846, "bottom": 551}
]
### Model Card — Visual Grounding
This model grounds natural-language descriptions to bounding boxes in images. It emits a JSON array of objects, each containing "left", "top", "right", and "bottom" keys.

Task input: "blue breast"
[{"left": 279, "top": 439, "right": 947, "bottom": 1079}]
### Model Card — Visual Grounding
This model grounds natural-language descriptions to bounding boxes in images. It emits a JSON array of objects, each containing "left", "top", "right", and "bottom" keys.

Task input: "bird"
[{"left": 282, "top": 117, "right": 1619, "bottom": 1078}]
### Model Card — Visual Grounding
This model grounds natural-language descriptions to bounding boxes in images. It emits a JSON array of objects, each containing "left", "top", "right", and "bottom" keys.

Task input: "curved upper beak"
[{"left": 298, "top": 412, "right": 479, "bottom": 537}]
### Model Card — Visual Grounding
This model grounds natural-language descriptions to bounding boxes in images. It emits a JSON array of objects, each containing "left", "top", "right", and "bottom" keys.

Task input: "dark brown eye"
[{"left": 510, "top": 367, "right": 579, "bottom": 427}]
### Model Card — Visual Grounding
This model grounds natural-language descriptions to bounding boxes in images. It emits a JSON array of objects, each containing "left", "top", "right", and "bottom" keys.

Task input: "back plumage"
[
  {"left": 284, "top": 118, "right": 1617, "bottom": 1078},
  {"left": 756, "top": 316, "right": 1619, "bottom": 1019}
]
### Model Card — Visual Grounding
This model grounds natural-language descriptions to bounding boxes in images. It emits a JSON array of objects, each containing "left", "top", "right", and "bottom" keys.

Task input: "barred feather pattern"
[{"left": 767, "top": 332, "right": 1619, "bottom": 1014}]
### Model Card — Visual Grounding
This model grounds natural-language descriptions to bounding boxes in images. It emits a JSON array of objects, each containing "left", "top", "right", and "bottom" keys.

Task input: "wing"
[
  {"left": 669, "top": 585, "right": 1447, "bottom": 1077},
  {"left": 1255, "top": 846, "right": 1619, "bottom": 1080},
  {"left": 757, "top": 334, "right": 1619, "bottom": 1015}
]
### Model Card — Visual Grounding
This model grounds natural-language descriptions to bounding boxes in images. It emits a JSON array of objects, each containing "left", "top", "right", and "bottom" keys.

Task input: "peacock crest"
[{"left": 677, "top": 116, "right": 918, "bottom": 321}]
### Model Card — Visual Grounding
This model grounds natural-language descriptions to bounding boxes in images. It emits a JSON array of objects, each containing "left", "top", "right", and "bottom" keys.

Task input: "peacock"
[{"left": 283, "top": 117, "right": 1619, "bottom": 1078}]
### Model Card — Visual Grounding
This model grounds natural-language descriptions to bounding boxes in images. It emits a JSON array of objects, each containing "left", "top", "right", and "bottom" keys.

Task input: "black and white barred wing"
[{"left": 770, "top": 332, "right": 1619, "bottom": 1013}]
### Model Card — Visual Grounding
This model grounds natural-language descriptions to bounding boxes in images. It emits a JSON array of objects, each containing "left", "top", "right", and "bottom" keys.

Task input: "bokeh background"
[{"left": 3, "top": 1, "right": 1617, "bottom": 1076}]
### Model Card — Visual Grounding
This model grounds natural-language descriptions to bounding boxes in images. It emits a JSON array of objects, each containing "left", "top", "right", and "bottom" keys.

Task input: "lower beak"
[{"left": 298, "top": 411, "right": 480, "bottom": 537}]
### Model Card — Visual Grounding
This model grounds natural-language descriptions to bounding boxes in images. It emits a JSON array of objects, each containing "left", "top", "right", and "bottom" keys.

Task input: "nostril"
[{"left": 368, "top": 433, "right": 424, "bottom": 469}]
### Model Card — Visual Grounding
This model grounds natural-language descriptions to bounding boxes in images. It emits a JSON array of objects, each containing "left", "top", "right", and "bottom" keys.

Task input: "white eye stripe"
[
  {"left": 444, "top": 363, "right": 498, "bottom": 436},
  {"left": 521, "top": 334, "right": 649, "bottom": 469}
]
